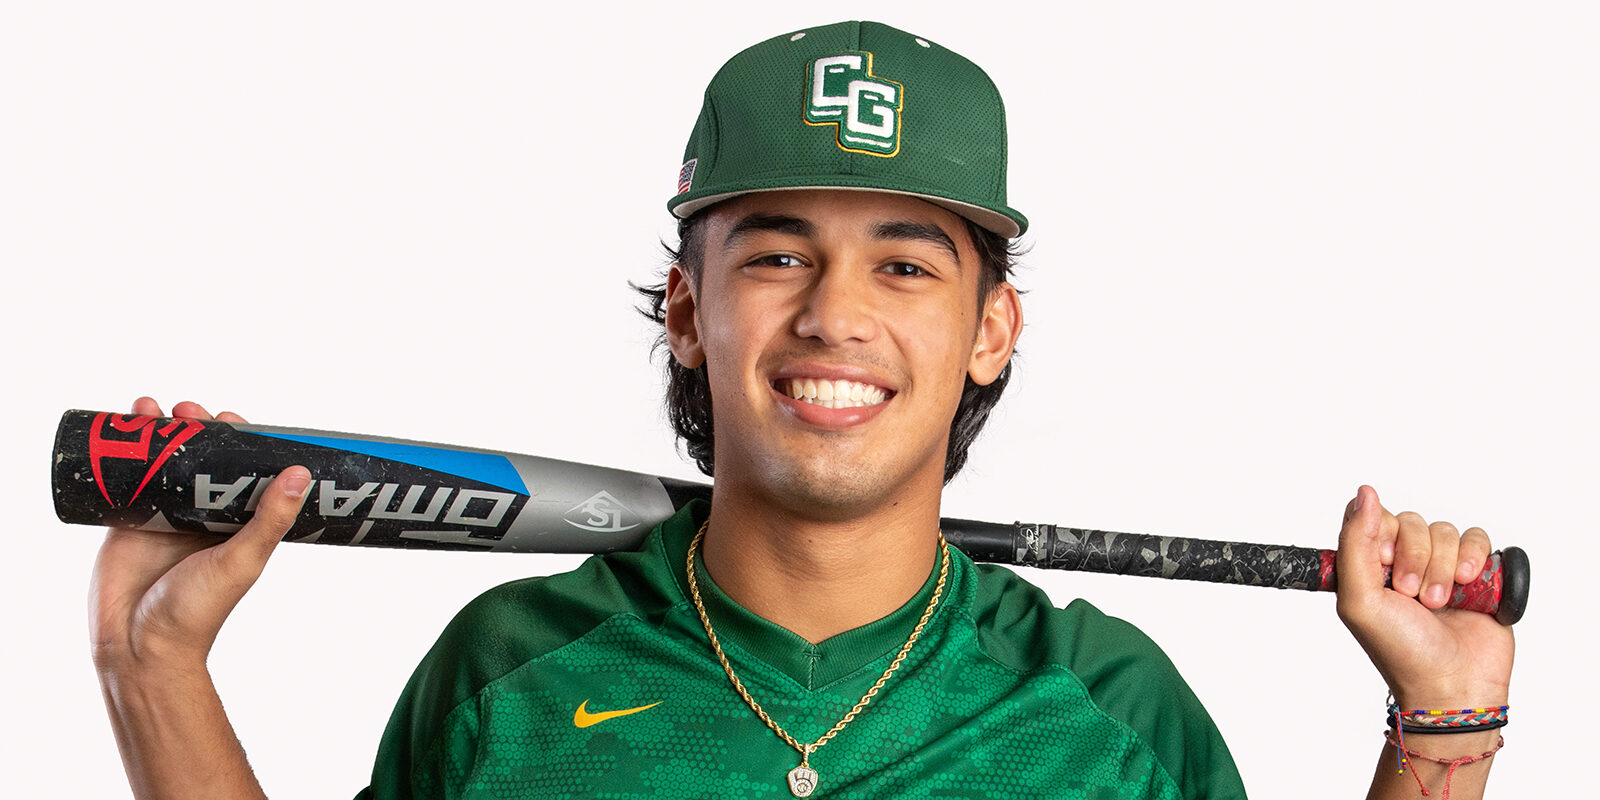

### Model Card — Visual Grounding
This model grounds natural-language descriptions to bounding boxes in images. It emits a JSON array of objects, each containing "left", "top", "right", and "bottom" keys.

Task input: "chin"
[{"left": 750, "top": 456, "right": 907, "bottom": 519}]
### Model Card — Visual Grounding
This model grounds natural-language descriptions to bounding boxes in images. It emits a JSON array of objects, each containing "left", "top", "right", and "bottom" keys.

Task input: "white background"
[{"left": 3, "top": 2, "right": 1594, "bottom": 796}]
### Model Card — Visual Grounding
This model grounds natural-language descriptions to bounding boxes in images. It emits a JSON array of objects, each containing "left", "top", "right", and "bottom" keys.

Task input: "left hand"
[{"left": 1334, "top": 485, "right": 1514, "bottom": 709}]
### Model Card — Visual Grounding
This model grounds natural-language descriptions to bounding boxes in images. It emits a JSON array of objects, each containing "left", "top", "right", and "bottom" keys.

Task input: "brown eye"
[
  {"left": 881, "top": 262, "right": 928, "bottom": 278},
  {"left": 750, "top": 254, "right": 806, "bottom": 269}
]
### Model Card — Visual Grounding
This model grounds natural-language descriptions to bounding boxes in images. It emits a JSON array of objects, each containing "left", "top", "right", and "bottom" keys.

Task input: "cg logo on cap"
[{"left": 803, "top": 52, "right": 903, "bottom": 157}]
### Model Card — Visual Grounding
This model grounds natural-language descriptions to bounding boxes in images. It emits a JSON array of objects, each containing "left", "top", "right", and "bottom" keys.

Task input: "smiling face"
[{"left": 664, "top": 190, "right": 1021, "bottom": 519}]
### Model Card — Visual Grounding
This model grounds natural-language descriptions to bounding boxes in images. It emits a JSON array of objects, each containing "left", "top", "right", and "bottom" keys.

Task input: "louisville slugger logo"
[
  {"left": 804, "top": 52, "right": 903, "bottom": 156},
  {"left": 87, "top": 413, "right": 203, "bottom": 507},
  {"left": 564, "top": 490, "right": 642, "bottom": 533}
]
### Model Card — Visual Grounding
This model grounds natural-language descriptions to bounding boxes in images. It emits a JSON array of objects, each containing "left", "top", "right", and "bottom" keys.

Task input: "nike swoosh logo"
[{"left": 573, "top": 699, "right": 662, "bottom": 728}]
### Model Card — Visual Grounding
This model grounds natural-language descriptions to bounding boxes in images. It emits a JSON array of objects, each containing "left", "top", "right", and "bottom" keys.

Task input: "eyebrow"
[
  {"left": 870, "top": 220, "right": 960, "bottom": 265},
  {"left": 721, "top": 213, "right": 962, "bottom": 266},
  {"left": 721, "top": 214, "right": 816, "bottom": 251}
]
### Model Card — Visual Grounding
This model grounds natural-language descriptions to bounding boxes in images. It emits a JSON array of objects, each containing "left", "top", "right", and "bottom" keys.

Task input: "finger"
[
  {"left": 211, "top": 466, "right": 310, "bottom": 596},
  {"left": 1419, "top": 520, "right": 1461, "bottom": 609},
  {"left": 1378, "top": 504, "right": 1399, "bottom": 565},
  {"left": 132, "top": 396, "right": 165, "bottom": 416},
  {"left": 1455, "top": 526, "right": 1493, "bottom": 584},
  {"left": 215, "top": 410, "right": 249, "bottom": 423},
  {"left": 171, "top": 400, "right": 216, "bottom": 420},
  {"left": 1390, "top": 511, "right": 1431, "bottom": 598},
  {"left": 110, "top": 399, "right": 168, "bottom": 537}
]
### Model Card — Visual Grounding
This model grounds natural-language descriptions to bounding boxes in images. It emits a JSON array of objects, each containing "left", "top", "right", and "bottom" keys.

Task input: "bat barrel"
[{"left": 52, "top": 410, "right": 676, "bottom": 553}]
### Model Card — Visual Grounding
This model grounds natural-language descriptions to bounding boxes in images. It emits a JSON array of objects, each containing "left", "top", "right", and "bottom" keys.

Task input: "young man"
[{"left": 91, "top": 21, "right": 1513, "bottom": 799}]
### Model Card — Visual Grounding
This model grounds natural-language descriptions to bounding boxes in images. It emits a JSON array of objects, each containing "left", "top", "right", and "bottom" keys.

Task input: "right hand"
[{"left": 89, "top": 397, "right": 310, "bottom": 674}]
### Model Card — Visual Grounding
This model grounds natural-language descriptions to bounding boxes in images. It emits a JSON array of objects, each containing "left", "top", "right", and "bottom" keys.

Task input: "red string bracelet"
[{"left": 1384, "top": 728, "right": 1504, "bottom": 799}]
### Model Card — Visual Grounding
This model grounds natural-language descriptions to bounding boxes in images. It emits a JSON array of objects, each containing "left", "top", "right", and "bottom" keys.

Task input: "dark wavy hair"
[{"left": 635, "top": 211, "right": 1021, "bottom": 484}]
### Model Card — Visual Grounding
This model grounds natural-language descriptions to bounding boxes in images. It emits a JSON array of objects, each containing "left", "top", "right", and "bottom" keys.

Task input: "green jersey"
[{"left": 356, "top": 501, "right": 1245, "bottom": 799}]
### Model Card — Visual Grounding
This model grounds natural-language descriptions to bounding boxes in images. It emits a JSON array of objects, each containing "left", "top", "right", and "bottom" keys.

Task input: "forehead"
[{"left": 704, "top": 189, "right": 974, "bottom": 253}]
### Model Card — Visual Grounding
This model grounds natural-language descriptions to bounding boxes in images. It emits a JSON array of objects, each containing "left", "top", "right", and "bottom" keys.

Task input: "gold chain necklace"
[{"left": 686, "top": 519, "right": 949, "bottom": 798}]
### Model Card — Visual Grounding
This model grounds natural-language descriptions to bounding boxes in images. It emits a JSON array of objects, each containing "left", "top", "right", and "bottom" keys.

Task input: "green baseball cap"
[{"left": 669, "top": 20, "right": 1027, "bottom": 237}]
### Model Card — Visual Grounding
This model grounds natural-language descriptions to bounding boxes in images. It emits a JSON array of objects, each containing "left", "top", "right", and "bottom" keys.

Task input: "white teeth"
[{"left": 780, "top": 378, "right": 889, "bottom": 409}]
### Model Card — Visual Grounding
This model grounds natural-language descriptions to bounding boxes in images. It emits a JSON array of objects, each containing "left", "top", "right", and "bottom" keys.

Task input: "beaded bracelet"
[{"left": 1386, "top": 702, "right": 1510, "bottom": 735}]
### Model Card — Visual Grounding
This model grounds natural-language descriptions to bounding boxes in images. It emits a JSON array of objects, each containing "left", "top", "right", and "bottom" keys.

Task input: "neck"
[{"left": 699, "top": 479, "right": 945, "bottom": 643}]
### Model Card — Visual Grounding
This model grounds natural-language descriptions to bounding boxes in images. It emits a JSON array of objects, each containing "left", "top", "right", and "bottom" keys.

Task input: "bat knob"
[{"left": 1494, "top": 546, "right": 1530, "bottom": 626}]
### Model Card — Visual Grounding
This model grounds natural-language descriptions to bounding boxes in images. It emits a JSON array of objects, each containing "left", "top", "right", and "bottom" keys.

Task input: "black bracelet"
[{"left": 1395, "top": 718, "right": 1510, "bottom": 735}]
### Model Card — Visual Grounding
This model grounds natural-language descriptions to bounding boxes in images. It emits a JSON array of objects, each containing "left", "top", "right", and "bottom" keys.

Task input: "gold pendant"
[{"left": 787, "top": 764, "right": 818, "bottom": 797}]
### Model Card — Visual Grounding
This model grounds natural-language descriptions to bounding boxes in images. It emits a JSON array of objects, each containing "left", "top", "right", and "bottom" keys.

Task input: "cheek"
[
  {"left": 902, "top": 300, "right": 977, "bottom": 373},
  {"left": 698, "top": 304, "right": 770, "bottom": 392}
]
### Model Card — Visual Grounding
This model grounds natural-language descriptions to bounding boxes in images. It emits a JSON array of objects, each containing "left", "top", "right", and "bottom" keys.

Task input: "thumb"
[
  {"left": 211, "top": 466, "right": 311, "bottom": 596},
  {"left": 147, "top": 467, "right": 312, "bottom": 658},
  {"left": 1335, "top": 484, "right": 1388, "bottom": 604}
]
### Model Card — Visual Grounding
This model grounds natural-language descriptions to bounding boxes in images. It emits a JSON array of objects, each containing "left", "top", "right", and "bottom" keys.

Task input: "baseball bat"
[{"left": 52, "top": 409, "right": 1530, "bottom": 625}]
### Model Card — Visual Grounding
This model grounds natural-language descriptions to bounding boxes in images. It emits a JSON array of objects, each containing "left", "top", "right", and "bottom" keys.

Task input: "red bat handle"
[{"left": 1316, "top": 547, "right": 1531, "bottom": 625}]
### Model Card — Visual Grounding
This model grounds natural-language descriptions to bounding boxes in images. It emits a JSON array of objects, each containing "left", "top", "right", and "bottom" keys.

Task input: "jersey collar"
[{"left": 662, "top": 500, "right": 955, "bottom": 689}]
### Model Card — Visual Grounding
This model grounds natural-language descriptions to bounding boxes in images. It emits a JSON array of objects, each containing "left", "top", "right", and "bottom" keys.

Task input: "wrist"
[
  {"left": 96, "top": 652, "right": 212, "bottom": 699},
  {"left": 92, "top": 628, "right": 215, "bottom": 675},
  {"left": 1391, "top": 684, "right": 1508, "bottom": 713},
  {"left": 92, "top": 651, "right": 264, "bottom": 799},
  {"left": 1392, "top": 726, "right": 1503, "bottom": 750}
]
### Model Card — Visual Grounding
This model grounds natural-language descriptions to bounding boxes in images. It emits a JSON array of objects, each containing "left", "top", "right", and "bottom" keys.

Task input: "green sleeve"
[
  {"left": 1060, "top": 600, "right": 1246, "bottom": 799},
  {"left": 973, "top": 565, "right": 1247, "bottom": 799}
]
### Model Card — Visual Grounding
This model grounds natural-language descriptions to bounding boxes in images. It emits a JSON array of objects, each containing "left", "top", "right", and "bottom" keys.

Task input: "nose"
[{"left": 792, "top": 267, "right": 878, "bottom": 345}]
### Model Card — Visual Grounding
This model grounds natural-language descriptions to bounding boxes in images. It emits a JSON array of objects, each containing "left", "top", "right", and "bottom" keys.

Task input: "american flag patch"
[{"left": 676, "top": 159, "right": 697, "bottom": 195}]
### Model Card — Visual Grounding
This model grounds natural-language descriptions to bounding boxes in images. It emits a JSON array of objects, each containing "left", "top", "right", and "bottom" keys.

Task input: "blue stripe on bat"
[{"left": 248, "top": 432, "right": 529, "bottom": 494}]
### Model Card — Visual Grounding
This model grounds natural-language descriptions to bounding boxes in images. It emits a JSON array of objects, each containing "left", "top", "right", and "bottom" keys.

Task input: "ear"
[
  {"left": 664, "top": 264, "right": 706, "bottom": 369},
  {"left": 967, "top": 282, "right": 1022, "bottom": 386}
]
